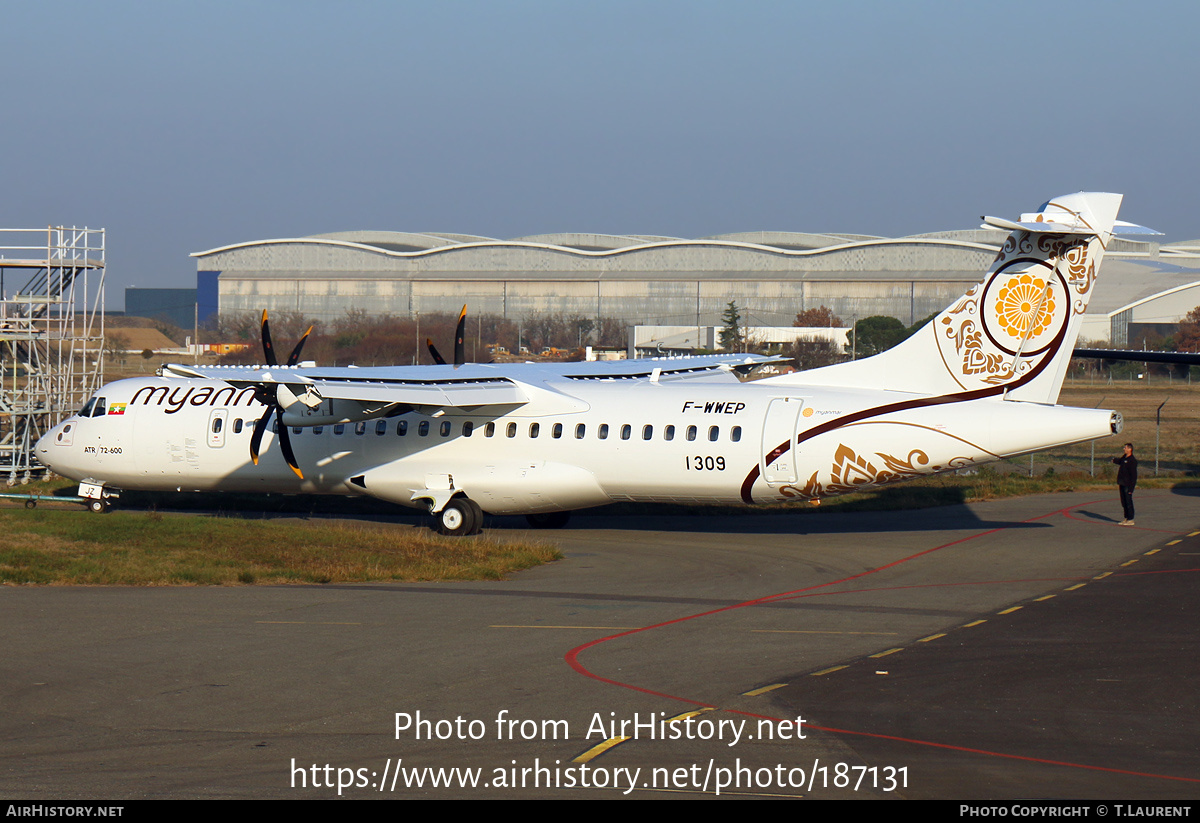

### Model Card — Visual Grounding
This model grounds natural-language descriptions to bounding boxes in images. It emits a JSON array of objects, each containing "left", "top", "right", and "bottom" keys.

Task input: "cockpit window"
[
  {"left": 92, "top": 397, "right": 107, "bottom": 417},
  {"left": 79, "top": 398, "right": 96, "bottom": 417}
]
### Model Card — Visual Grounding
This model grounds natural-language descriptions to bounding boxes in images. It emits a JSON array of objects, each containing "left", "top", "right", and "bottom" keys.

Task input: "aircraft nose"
[
  {"left": 35, "top": 419, "right": 76, "bottom": 475},
  {"left": 35, "top": 431, "right": 57, "bottom": 470}
]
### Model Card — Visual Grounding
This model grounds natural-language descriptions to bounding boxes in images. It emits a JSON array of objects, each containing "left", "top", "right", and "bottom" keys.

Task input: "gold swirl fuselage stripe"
[{"left": 739, "top": 304, "right": 1072, "bottom": 503}]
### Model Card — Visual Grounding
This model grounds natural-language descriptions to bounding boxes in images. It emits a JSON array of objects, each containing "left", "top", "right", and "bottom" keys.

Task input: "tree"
[
  {"left": 789, "top": 337, "right": 845, "bottom": 370},
  {"left": 1174, "top": 306, "right": 1200, "bottom": 352},
  {"left": 719, "top": 301, "right": 742, "bottom": 351},
  {"left": 593, "top": 317, "right": 625, "bottom": 348},
  {"left": 102, "top": 331, "right": 130, "bottom": 361},
  {"left": 848, "top": 315, "right": 908, "bottom": 358},
  {"left": 793, "top": 305, "right": 843, "bottom": 328}
]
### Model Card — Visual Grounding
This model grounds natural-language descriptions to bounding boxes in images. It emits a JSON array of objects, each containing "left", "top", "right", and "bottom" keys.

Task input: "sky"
[{"left": 2, "top": 1, "right": 1197, "bottom": 307}]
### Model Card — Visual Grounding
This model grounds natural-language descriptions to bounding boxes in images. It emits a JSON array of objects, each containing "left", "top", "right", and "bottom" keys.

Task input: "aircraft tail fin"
[{"left": 776, "top": 192, "right": 1154, "bottom": 404}]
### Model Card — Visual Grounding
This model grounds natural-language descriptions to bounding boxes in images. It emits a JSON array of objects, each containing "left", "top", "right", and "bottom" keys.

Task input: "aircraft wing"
[
  {"left": 163, "top": 352, "right": 785, "bottom": 387},
  {"left": 162, "top": 364, "right": 530, "bottom": 410},
  {"left": 161, "top": 353, "right": 785, "bottom": 421}
]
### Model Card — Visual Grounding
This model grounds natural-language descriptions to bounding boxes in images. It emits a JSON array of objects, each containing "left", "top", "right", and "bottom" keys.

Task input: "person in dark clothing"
[{"left": 1113, "top": 443, "right": 1138, "bottom": 525}]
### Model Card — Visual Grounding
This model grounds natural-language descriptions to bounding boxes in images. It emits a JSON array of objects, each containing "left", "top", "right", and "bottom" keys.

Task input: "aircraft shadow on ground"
[
  {"left": 555, "top": 508, "right": 1051, "bottom": 536},
  {"left": 63, "top": 486, "right": 1051, "bottom": 537}
]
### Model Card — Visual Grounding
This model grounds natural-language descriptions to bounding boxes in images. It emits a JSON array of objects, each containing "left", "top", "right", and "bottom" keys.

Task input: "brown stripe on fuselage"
[{"left": 739, "top": 302, "right": 1071, "bottom": 503}]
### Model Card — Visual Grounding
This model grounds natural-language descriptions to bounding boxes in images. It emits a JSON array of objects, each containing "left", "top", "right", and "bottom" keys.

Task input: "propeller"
[
  {"left": 426, "top": 339, "right": 446, "bottom": 365},
  {"left": 426, "top": 305, "right": 468, "bottom": 367},
  {"left": 249, "top": 310, "right": 312, "bottom": 479},
  {"left": 260, "top": 309, "right": 313, "bottom": 367}
]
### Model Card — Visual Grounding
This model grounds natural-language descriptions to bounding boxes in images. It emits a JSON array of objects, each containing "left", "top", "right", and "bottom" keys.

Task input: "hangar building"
[{"left": 193, "top": 229, "right": 1200, "bottom": 346}]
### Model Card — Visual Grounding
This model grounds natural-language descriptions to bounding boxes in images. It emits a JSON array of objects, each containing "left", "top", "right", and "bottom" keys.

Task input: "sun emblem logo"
[{"left": 994, "top": 273, "right": 1056, "bottom": 340}]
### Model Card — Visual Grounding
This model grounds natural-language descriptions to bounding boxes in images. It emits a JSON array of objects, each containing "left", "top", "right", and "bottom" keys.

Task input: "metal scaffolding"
[{"left": 0, "top": 227, "right": 105, "bottom": 482}]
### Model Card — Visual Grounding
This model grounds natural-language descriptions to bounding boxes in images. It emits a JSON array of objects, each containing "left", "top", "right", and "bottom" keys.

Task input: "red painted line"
[
  {"left": 1058, "top": 492, "right": 1190, "bottom": 534},
  {"left": 563, "top": 498, "right": 1199, "bottom": 784}
]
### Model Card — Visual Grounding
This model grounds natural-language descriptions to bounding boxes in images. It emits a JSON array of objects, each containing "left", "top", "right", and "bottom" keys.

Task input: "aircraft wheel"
[
  {"left": 462, "top": 498, "right": 484, "bottom": 535},
  {"left": 436, "top": 499, "right": 477, "bottom": 536},
  {"left": 525, "top": 511, "right": 571, "bottom": 529},
  {"left": 88, "top": 499, "right": 111, "bottom": 514},
  {"left": 24, "top": 499, "right": 36, "bottom": 509}
]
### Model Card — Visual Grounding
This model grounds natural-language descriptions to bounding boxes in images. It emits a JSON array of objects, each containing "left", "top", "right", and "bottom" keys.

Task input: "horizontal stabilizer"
[
  {"left": 1112, "top": 220, "right": 1163, "bottom": 236},
  {"left": 982, "top": 216, "right": 1099, "bottom": 235}
]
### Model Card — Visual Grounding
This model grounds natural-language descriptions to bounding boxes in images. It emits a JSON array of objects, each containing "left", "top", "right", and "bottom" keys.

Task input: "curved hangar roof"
[
  {"left": 193, "top": 229, "right": 1193, "bottom": 334},
  {"left": 192, "top": 229, "right": 1003, "bottom": 274}
]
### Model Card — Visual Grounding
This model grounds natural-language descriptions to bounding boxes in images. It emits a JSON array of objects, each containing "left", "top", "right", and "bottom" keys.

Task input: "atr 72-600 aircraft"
[{"left": 36, "top": 193, "right": 1154, "bottom": 535}]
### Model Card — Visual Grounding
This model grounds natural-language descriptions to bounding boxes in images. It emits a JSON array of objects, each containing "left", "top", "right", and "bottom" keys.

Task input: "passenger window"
[
  {"left": 575, "top": 423, "right": 586, "bottom": 439},
  {"left": 397, "top": 420, "right": 408, "bottom": 436},
  {"left": 529, "top": 422, "right": 540, "bottom": 438},
  {"left": 440, "top": 421, "right": 451, "bottom": 437},
  {"left": 418, "top": 421, "right": 430, "bottom": 436},
  {"left": 376, "top": 420, "right": 387, "bottom": 435},
  {"left": 233, "top": 419, "right": 243, "bottom": 434},
  {"left": 620, "top": 424, "right": 631, "bottom": 440},
  {"left": 506, "top": 422, "right": 517, "bottom": 438},
  {"left": 463, "top": 421, "right": 473, "bottom": 437},
  {"left": 642, "top": 425, "right": 653, "bottom": 440},
  {"left": 731, "top": 426, "right": 742, "bottom": 442},
  {"left": 708, "top": 426, "right": 719, "bottom": 442},
  {"left": 334, "top": 423, "right": 345, "bottom": 435},
  {"left": 664, "top": 425, "right": 674, "bottom": 441},
  {"left": 686, "top": 425, "right": 697, "bottom": 441},
  {"left": 272, "top": 420, "right": 280, "bottom": 434},
  {"left": 212, "top": 418, "right": 223, "bottom": 434},
  {"left": 485, "top": 422, "right": 495, "bottom": 437},
  {"left": 598, "top": 424, "right": 609, "bottom": 440},
  {"left": 355, "top": 421, "right": 366, "bottom": 435},
  {"left": 552, "top": 423, "right": 562, "bottom": 439},
  {"left": 293, "top": 427, "right": 302, "bottom": 435},
  {"left": 313, "top": 426, "right": 323, "bottom": 435}
]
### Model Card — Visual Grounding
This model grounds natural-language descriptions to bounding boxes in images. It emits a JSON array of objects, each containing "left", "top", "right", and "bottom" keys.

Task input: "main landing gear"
[{"left": 435, "top": 497, "right": 484, "bottom": 536}]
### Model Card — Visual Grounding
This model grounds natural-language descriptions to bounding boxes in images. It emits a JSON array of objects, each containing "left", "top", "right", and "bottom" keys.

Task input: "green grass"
[{"left": 0, "top": 502, "right": 559, "bottom": 586}]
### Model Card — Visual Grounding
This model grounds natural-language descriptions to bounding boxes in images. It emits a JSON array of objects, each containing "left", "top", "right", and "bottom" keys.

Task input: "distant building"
[
  {"left": 125, "top": 287, "right": 197, "bottom": 330},
  {"left": 192, "top": 229, "right": 1200, "bottom": 346}
]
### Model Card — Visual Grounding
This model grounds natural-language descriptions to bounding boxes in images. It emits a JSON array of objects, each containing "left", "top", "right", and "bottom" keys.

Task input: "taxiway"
[{"left": 2, "top": 490, "right": 1198, "bottom": 798}]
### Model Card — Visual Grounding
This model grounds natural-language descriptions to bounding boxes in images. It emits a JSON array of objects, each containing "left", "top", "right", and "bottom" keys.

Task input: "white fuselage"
[{"left": 37, "top": 373, "right": 1117, "bottom": 515}]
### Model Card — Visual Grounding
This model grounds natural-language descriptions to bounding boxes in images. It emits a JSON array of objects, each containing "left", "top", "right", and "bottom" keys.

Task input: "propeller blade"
[
  {"left": 249, "top": 410, "right": 271, "bottom": 465},
  {"left": 427, "top": 338, "right": 446, "bottom": 365},
  {"left": 453, "top": 304, "right": 467, "bottom": 367},
  {"left": 261, "top": 310, "right": 278, "bottom": 366},
  {"left": 274, "top": 408, "right": 304, "bottom": 479},
  {"left": 285, "top": 326, "right": 314, "bottom": 366}
]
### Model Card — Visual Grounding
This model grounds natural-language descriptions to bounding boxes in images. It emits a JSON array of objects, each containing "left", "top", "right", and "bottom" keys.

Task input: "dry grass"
[
  {"left": 1050, "top": 377, "right": 1200, "bottom": 476},
  {"left": 0, "top": 505, "right": 560, "bottom": 586}
]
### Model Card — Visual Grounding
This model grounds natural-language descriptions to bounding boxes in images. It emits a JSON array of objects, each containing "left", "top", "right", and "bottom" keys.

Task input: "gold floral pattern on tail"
[{"left": 934, "top": 231, "right": 1095, "bottom": 389}]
